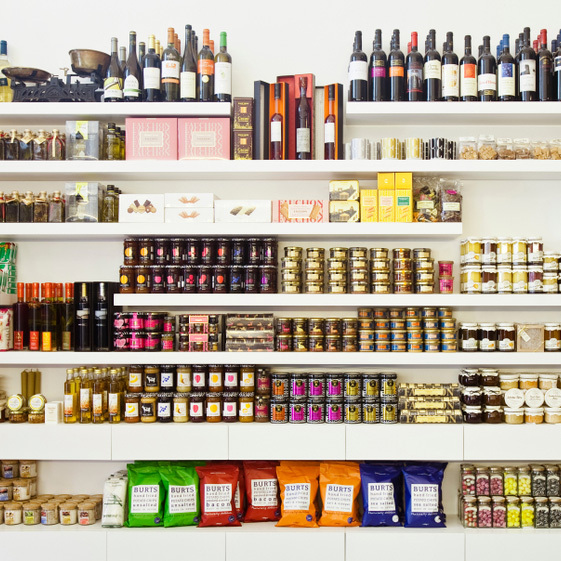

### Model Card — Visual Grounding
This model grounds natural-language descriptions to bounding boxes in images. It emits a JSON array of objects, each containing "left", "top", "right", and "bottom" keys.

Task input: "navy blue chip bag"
[
  {"left": 360, "top": 463, "right": 402, "bottom": 526},
  {"left": 403, "top": 462, "right": 447, "bottom": 528}
]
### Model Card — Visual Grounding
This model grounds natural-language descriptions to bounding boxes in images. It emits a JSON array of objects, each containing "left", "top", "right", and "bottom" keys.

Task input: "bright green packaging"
[
  {"left": 160, "top": 466, "right": 200, "bottom": 527},
  {"left": 126, "top": 465, "right": 165, "bottom": 527}
]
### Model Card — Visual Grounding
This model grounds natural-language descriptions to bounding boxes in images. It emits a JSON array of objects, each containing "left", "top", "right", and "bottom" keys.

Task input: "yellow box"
[
  {"left": 377, "top": 173, "right": 395, "bottom": 190},
  {"left": 360, "top": 189, "right": 378, "bottom": 222},
  {"left": 395, "top": 172, "right": 413, "bottom": 190},
  {"left": 395, "top": 189, "right": 413, "bottom": 222},
  {"left": 378, "top": 189, "right": 395, "bottom": 222}
]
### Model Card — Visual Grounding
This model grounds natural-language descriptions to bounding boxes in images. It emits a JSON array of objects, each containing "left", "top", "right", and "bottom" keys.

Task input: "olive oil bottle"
[
  {"left": 63, "top": 369, "right": 77, "bottom": 423},
  {"left": 80, "top": 370, "right": 93, "bottom": 423}
]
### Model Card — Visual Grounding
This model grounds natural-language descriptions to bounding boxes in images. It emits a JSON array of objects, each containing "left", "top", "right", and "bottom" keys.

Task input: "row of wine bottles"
[
  {"left": 105, "top": 26, "right": 231, "bottom": 103},
  {"left": 348, "top": 27, "right": 561, "bottom": 102}
]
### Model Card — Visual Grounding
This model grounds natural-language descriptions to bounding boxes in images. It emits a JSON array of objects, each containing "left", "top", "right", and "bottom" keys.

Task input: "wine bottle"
[
  {"left": 180, "top": 26, "right": 197, "bottom": 102},
  {"left": 104, "top": 37, "right": 123, "bottom": 102},
  {"left": 369, "top": 29, "right": 387, "bottom": 101},
  {"left": 424, "top": 29, "right": 442, "bottom": 101},
  {"left": 119, "top": 47, "right": 126, "bottom": 73},
  {"left": 161, "top": 27, "right": 181, "bottom": 102},
  {"left": 477, "top": 36, "right": 497, "bottom": 101},
  {"left": 498, "top": 34, "right": 516, "bottom": 101},
  {"left": 270, "top": 83, "right": 283, "bottom": 160},
  {"left": 442, "top": 32, "right": 459, "bottom": 101},
  {"left": 538, "top": 29, "right": 553, "bottom": 101},
  {"left": 197, "top": 29, "right": 215, "bottom": 102},
  {"left": 41, "top": 283, "right": 58, "bottom": 352},
  {"left": 324, "top": 84, "right": 336, "bottom": 160},
  {"left": 405, "top": 32, "right": 423, "bottom": 102},
  {"left": 12, "top": 282, "right": 28, "bottom": 350},
  {"left": 123, "top": 32, "right": 142, "bottom": 102},
  {"left": 554, "top": 40, "right": 561, "bottom": 101},
  {"left": 214, "top": 32, "right": 232, "bottom": 102},
  {"left": 296, "top": 77, "right": 311, "bottom": 160},
  {"left": 348, "top": 30, "right": 368, "bottom": 101},
  {"left": 94, "top": 283, "right": 109, "bottom": 352},
  {"left": 138, "top": 43, "right": 146, "bottom": 68},
  {"left": 28, "top": 283, "right": 41, "bottom": 351},
  {"left": 75, "top": 282, "right": 91, "bottom": 352},
  {"left": 519, "top": 27, "right": 537, "bottom": 101},
  {"left": 388, "top": 29, "right": 405, "bottom": 101},
  {"left": 0, "top": 40, "right": 13, "bottom": 103},
  {"left": 143, "top": 34, "right": 161, "bottom": 102},
  {"left": 460, "top": 35, "right": 477, "bottom": 101},
  {"left": 61, "top": 282, "right": 74, "bottom": 351}
]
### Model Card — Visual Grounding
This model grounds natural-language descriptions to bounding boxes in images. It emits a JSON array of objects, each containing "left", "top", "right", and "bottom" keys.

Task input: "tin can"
[
  {"left": 327, "top": 282, "right": 346, "bottom": 293},
  {"left": 375, "top": 319, "right": 390, "bottom": 330},
  {"left": 281, "top": 281, "right": 301, "bottom": 294},
  {"left": 423, "top": 319, "right": 439, "bottom": 330},
  {"left": 289, "top": 401, "right": 306, "bottom": 424},
  {"left": 324, "top": 318, "right": 341, "bottom": 336},
  {"left": 270, "top": 399, "right": 288, "bottom": 423},
  {"left": 276, "top": 335, "right": 292, "bottom": 352},
  {"left": 344, "top": 374, "right": 361, "bottom": 398},
  {"left": 308, "top": 373, "right": 325, "bottom": 397},
  {"left": 307, "top": 400, "right": 325, "bottom": 423},
  {"left": 308, "top": 335, "right": 325, "bottom": 352},
  {"left": 271, "top": 373, "right": 289, "bottom": 398},
  {"left": 276, "top": 318, "right": 293, "bottom": 335},
  {"left": 391, "top": 330, "right": 407, "bottom": 341},
  {"left": 326, "top": 374, "right": 343, "bottom": 397},
  {"left": 390, "top": 319, "right": 406, "bottom": 330},
  {"left": 381, "top": 399, "right": 398, "bottom": 424},
  {"left": 304, "top": 282, "right": 324, "bottom": 294},
  {"left": 407, "top": 330, "right": 423, "bottom": 341},
  {"left": 342, "top": 336, "right": 358, "bottom": 352},
  {"left": 359, "top": 341, "right": 375, "bottom": 352},
  {"left": 407, "top": 341, "right": 423, "bottom": 352},
  {"left": 344, "top": 400, "right": 362, "bottom": 424},
  {"left": 371, "top": 258, "right": 391, "bottom": 270},
  {"left": 391, "top": 342, "right": 407, "bottom": 352},
  {"left": 325, "top": 336, "right": 342, "bottom": 352},
  {"left": 362, "top": 374, "right": 380, "bottom": 398},
  {"left": 307, "top": 247, "right": 325, "bottom": 260},
  {"left": 424, "top": 341, "right": 441, "bottom": 352},
  {"left": 358, "top": 308, "right": 374, "bottom": 319},
  {"left": 330, "top": 247, "right": 348, "bottom": 260},
  {"left": 380, "top": 373, "right": 397, "bottom": 398},
  {"left": 374, "top": 330, "right": 390, "bottom": 341},
  {"left": 282, "top": 268, "right": 301, "bottom": 282},
  {"left": 292, "top": 318, "right": 308, "bottom": 335},
  {"left": 370, "top": 248, "right": 389, "bottom": 260},
  {"left": 374, "top": 341, "right": 391, "bottom": 352},
  {"left": 113, "top": 312, "right": 132, "bottom": 331},
  {"left": 393, "top": 248, "right": 411, "bottom": 259},
  {"left": 424, "top": 329, "right": 441, "bottom": 341},
  {"left": 388, "top": 308, "right": 404, "bottom": 319},
  {"left": 371, "top": 282, "right": 391, "bottom": 294},
  {"left": 363, "top": 401, "right": 380, "bottom": 423},
  {"left": 307, "top": 318, "right": 325, "bottom": 336},
  {"left": 292, "top": 335, "right": 308, "bottom": 352},
  {"left": 290, "top": 374, "right": 307, "bottom": 398},
  {"left": 359, "top": 330, "right": 375, "bottom": 341},
  {"left": 341, "top": 318, "right": 358, "bottom": 336},
  {"left": 284, "top": 246, "right": 303, "bottom": 260},
  {"left": 325, "top": 399, "right": 343, "bottom": 423},
  {"left": 371, "top": 270, "right": 391, "bottom": 282}
]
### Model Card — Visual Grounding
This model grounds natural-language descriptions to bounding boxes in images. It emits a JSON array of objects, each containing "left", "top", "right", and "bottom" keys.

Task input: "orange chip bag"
[
  {"left": 318, "top": 461, "right": 361, "bottom": 527},
  {"left": 276, "top": 462, "right": 320, "bottom": 528}
]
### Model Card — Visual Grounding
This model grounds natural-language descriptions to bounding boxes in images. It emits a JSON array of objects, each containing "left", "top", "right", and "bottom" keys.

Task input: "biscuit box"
[{"left": 273, "top": 200, "right": 328, "bottom": 223}]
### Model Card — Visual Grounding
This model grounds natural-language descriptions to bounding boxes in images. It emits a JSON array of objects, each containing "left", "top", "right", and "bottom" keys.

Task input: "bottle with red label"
[
  {"left": 460, "top": 35, "right": 477, "bottom": 101},
  {"left": 197, "top": 29, "right": 215, "bottom": 102}
]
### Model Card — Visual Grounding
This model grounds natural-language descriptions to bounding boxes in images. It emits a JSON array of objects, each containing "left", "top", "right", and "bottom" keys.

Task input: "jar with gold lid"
[
  {"left": 239, "top": 393, "right": 255, "bottom": 422},
  {"left": 173, "top": 394, "right": 189, "bottom": 423},
  {"left": 140, "top": 395, "right": 156, "bottom": 423},
  {"left": 206, "top": 393, "right": 222, "bottom": 423}
]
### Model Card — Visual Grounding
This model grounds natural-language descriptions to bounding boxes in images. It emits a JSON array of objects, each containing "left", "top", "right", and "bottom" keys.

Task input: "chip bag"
[
  {"left": 126, "top": 464, "right": 165, "bottom": 527},
  {"left": 403, "top": 462, "right": 447, "bottom": 528},
  {"left": 160, "top": 466, "right": 200, "bottom": 527},
  {"left": 276, "top": 462, "right": 320, "bottom": 528},
  {"left": 196, "top": 464, "right": 241, "bottom": 527},
  {"left": 318, "top": 462, "right": 361, "bottom": 527},
  {"left": 243, "top": 461, "right": 280, "bottom": 522},
  {"left": 212, "top": 461, "right": 246, "bottom": 522},
  {"left": 360, "top": 463, "right": 402, "bottom": 526}
]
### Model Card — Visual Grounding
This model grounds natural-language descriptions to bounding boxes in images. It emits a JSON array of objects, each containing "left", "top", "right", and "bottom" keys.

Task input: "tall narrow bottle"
[
  {"left": 477, "top": 36, "right": 497, "bottom": 101},
  {"left": 41, "top": 283, "right": 58, "bottom": 351},
  {"left": 92, "top": 370, "right": 106, "bottom": 424},
  {"left": 424, "top": 29, "right": 442, "bottom": 101},
  {"left": 123, "top": 32, "right": 142, "bottom": 102},
  {"left": 119, "top": 47, "right": 126, "bottom": 73},
  {"left": 80, "top": 371, "right": 93, "bottom": 424},
  {"left": 270, "top": 83, "right": 283, "bottom": 160},
  {"left": 104, "top": 37, "right": 123, "bottom": 102},
  {"left": 498, "top": 34, "right": 516, "bottom": 101},
  {"left": 406, "top": 32, "right": 424, "bottom": 101},
  {"left": 388, "top": 30, "right": 405, "bottom": 101},
  {"left": 180, "top": 26, "right": 197, "bottom": 101},
  {"left": 460, "top": 35, "right": 477, "bottom": 101},
  {"left": 75, "top": 282, "right": 91, "bottom": 352},
  {"left": 108, "top": 369, "right": 122, "bottom": 424},
  {"left": 296, "top": 77, "right": 311, "bottom": 160},
  {"left": 442, "top": 32, "right": 459, "bottom": 101},
  {"left": 369, "top": 29, "right": 387, "bottom": 101},
  {"left": 0, "top": 41, "right": 13, "bottom": 103},
  {"left": 94, "top": 282, "right": 109, "bottom": 352},
  {"left": 348, "top": 31, "right": 368, "bottom": 101},
  {"left": 138, "top": 43, "right": 146, "bottom": 67},
  {"left": 161, "top": 28, "right": 181, "bottom": 102},
  {"left": 64, "top": 370, "right": 77, "bottom": 424},
  {"left": 28, "top": 283, "right": 41, "bottom": 351},
  {"left": 61, "top": 283, "right": 74, "bottom": 351},
  {"left": 197, "top": 29, "right": 215, "bottom": 102},
  {"left": 538, "top": 29, "right": 553, "bottom": 101},
  {"left": 324, "top": 84, "right": 337, "bottom": 160},
  {"left": 143, "top": 35, "right": 161, "bottom": 102},
  {"left": 12, "top": 282, "right": 28, "bottom": 350},
  {"left": 519, "top": 27, "right": 537, "bottom": 101},
  {"left": 555, "top": 40, "right": 561, "bottom": 101},
  {"left": 214, "top": 32, "right": 232, "bottom": 102}
]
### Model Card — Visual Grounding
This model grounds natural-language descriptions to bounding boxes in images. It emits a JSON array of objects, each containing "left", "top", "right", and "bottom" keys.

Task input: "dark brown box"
[
  {"left": 233, "top": 98, "right": 254, "bottom": 130},
  {"left": 233, "top": 131, "right": 253, "bottom": 160}
]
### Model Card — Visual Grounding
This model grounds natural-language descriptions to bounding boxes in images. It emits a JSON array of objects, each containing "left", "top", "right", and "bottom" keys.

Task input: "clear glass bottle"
[
  {"left": 19, "top": 191, "right": 34, "bottom": 223},
  {"left": 5, "top": 190, "right": 20, "bottom": 222},
  {"left": 47, "top": 129, "right": 65, "bottom": 160},
  {"left": 32, "top": 130, "right": 48, "bottom": 160},
  {"left": 33, "top": 191, "right": 48, "bottom": 222},
  {"left": 105, "top": 123, "right": 120, "bottom": 160},
  {"left": 5, "top": 130, "right": 20, "bottom": 160},
  {"left": 102, "top": 185, "right": 118, "bottom": 222},
  {"left": 48, "top": 191, "right": 65, "bottom": 223},
  {"left": 19, "top": 130, "right": 34, "bottom": 161}
]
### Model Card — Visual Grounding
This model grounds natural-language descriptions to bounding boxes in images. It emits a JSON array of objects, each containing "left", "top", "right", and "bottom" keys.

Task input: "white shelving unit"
[{"left": 114, "top": 293, "right": 561, "bottom": 309}]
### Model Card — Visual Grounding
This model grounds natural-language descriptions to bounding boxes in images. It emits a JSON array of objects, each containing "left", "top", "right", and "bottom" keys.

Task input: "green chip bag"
[
  {"left": 126, "top": 465, "right": 165, "bottom": 527},
  {"left": 160, "top": 466, "right": 200, "bottom": 527}
]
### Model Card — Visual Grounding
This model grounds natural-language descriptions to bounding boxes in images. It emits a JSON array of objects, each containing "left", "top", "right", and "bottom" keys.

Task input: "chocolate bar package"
[
  {"left": 398, "top": 384, "right": 460, "bottom": 398},
  {"left": 226, "top": 315, "right": 274, "bottom": 331},
  {"left": 398, "top": 398, "right": 461, "bottom": 410},
  {"left": 233, "top": 98, "right": 254, "bottom": 130},
  {"left": 399, "top": 409, "right": 463, "bottom": 424}
]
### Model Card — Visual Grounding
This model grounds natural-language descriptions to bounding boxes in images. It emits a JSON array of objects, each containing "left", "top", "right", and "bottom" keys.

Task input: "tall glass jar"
[
  {"left": 506, "top": 497, "right": 521, "bottom": 528},
  {"left": 477, "top": 496, "right": 492, "bottom": 528},
  {"left": 520, "top": 496, "right": 535, "bottom": 528},
  {"left": 492, "top": 496, "right": 506, "bottom": 528},
  {"left": 535, "top": 497, "right": 549, "bottom": 529},
  {"left": 463, "top": 496, "right": 477, "bottom": 528}
]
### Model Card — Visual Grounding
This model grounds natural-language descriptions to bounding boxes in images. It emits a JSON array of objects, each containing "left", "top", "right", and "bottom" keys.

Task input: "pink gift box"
[
  {"left": 126, "top": 118, "right": 178, "bottom": 160},
  {"left": 178, "top": 117, "right": 231, "bottom": 160},
  {"left": 273, "top": 200, "right": 329, "bottom": 223}
]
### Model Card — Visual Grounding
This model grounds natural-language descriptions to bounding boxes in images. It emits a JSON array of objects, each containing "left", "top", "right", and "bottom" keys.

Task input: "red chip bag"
[
  {"left": 211, "top": 461, "right": 246, "bottom": 522},
  {"left": 195, "top": 464, "right": 241, "bottom": 527},
  {"left": 243, "top": 461, "right": 280, "bottom": 522}
]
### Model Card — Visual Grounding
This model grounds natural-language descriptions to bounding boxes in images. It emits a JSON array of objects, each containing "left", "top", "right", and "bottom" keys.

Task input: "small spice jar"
[
  {"left": 4, "top": 502, "right": 23, "bottom": 525},
  {"left": 59, "top": 503, "right": 77, "bottom": 525},
  {"left": 239, "top": 393, "right": 255, "bottom": 422},
  {"left": 12, "top": 479, "right": 31, "bottom": 501},
  {"left": 78, "top": 502, "right": 97, "bottom": 526}
]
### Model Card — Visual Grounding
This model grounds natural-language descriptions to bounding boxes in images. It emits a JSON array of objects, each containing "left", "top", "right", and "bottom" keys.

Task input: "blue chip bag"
[
  {"left": 360, "top": 463, "right": 402, "bottom": 526},
  {"left": 403, "top": 462, "right": 447, "bottom": 528}
]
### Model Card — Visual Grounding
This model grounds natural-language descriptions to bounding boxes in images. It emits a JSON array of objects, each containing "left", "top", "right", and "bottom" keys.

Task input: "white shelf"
[
  {"left": 0, "top": 160, "right": 560, "bottom": 181},
  {"left": 346, "top": 424, "right": 464, "bottom": 461},
  {"left": 2, "top": 351, "right": 560, "bottom": 367},
  {"left": 0, "top": 222, "right": 462, "bottom": 241},
  {"left": 346, "top": 100, "right": 561, "bottom": 126},
  {"left": 0, "top": 101, "right": 231, "bottom": 124},
  {"left": 114, "top": 293, "right": 561, "bottom": 309}
]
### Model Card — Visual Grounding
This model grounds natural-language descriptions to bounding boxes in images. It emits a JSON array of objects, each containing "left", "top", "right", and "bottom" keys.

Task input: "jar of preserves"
[
  {"left": 239, "top": 393, "right": 255, "bottom": 422},
  {"left": 157, "top": 394, "right": 173, "bottom": 423},
  {"left": 483, "top": 387, "right": 502, "bottom": 406},
  {"left": 543, "top": 272, "right": 558, "bottom": 293},
  {"left": 499, "top": 372, "right": 519, "bottom": 390},
  {"left": 512, "top": 265, "right": 528, "bottom": 293},
  {"left": 463, "top": 238, "right": 481, "bottom": 264},
  {"left": 140, "top": 395, "right": 157, "bottom": 423},
  {"left": 255, "top": 395, "right": 270, "bottom": 422},
  {"left": 222, "top": 393, "right": 238, "bottom": 422},
  {"left": 480, "top": 369, "right": 499, "bottom": 386},
  {"left": 528, "top": 266, "right": 544, "bottom": 293},
  {"left": 544, "top": 252, "right": 559, "bottom": 271},
  {"left": 459, "top": 323, "right": 479, "bottom": 351},
  {"left": 459, "top": 369, "right": 481, "bottom": 387},
  {"left": 189, "top": 392, "right": 206, "bottom": 422},
  {"left": 124, "top": 238, "right": 139, "bottom": 265},
  {"left": 497, "top": 323, "right": 515, "bottom": 352},
  {"left": 497, "top": 238, "right": 513, "bottom": 264},
  {"left": 125, "top": 394, "right": 140, "bottom": 423},
  {"left": 482, "top": 267, "right": 498, "bottom": 294},
  {"left": 544, "top": 324, "right": 561, "bottom": 352},
  {"left": 138, "top": 237, "right": 154, "bottom": 265},
  {"left": 481, "top": 238, "right": 497, "bottom": 265},
  {"left": 173, "top": 394, "right": 188, "bottom": 423},
  {"left": 519, "top": 373, "right": 539, "bottom": 390},
  {"left": 462, "top": 387, "right": 482, "bottom": 406},
  {"left": 525, "top": 407, "right": 544, "bottom": 424},
  {"left": 479, "top": 323, "right": 496, "bottom": 352},
  {"left": 206, "top": 393, "right": 222, "bottom": 423},
  {"left": 119, "top": 265, "right": 135, "bottom": 293},
  {"left": 483, "top": 406, "right": 503, "bottom": 423},
  {"left": 497, "top": 265, "right": 513, "bottom": 293}
]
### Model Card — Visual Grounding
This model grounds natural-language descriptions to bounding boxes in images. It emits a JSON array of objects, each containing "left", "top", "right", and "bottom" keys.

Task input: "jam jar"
[
  {"left": 544, "top": 323, "right": 561, "bottom": 352},
  {"left": 484, "top": 387, "right": 502, "bottom": 406},
  {"left": 497, "top": 323, "right": 516, "bottom": 351},
  {"left": 483, "top": 406, "right": 503, "bottom": 424},
  {"left": 480, "top": 369, "right": 500, "bottom": 387},
  {"left": 479, "top": 323, "right": 496, "bottom": 352},
  {"left": 460, "top": 323, "right": 479, "bottom": 351},
  {"left": 459, "top": 369, "right": 481, "bottom": 387},
  {"left": 462, "top": 387, "right": 482, "bottom": 406},
  {"left": 463, "top": 406, "right": 483, "bottom": 423}
]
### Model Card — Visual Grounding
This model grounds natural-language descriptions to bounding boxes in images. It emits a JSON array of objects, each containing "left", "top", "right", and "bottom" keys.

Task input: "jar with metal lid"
[
  {"left": 492, "top": 496, "right": 507, "bottom": 528},
  {"left": 544, "top": 324, "right": 561, "bottom": 352},
  {"left": 285, "top": 246, "right": 303, "bottom": 260},
  {"left": 520, "top": 496, "right": 535, "bottom": 528},
  {"left": 462, "top": 496, "right": 477, "bottom": 527},
  {"left": 546, "top": 466, "right": 561, "bottom": 496},
  {"left": 244, "top": 265, "right": 259, "bottom": 293},
  {"left": 478, "top": 496, "right": 492, "bottom": 528},
  {"left": 525, "top": 407, "right": 544, "bottom": 424},
  {"left": 499, "top": 372, "right": 519, "bottom": 390},
  {"left": 463, "top": 238, "right": 482, "bottom": 264},
  {"left": 139, "top": 395, "right": 156, "bottom": 423},
  {"left": 222, "top": 393, "right": 238, "bottom": 422},
  {"left": 239, "top": 393, "right": 254, "bottom": 422},
  {"left": 459, "top": 323, "right": 479, "bottom": 351},
  {"left": 535, "top": 497, "right": 549, "bottom": 528},
  {"left": 124, "top": 394, "right": 140, "bottom": 423},
  {"left": 462, "top": 387, "right": 482, "bottom": 406},
  {"left": 482, "top": 267, "right": 498, "bottom": 294},
  {"left": 19, "top": 460, "right": 37, "bottom": 479},
  {"left": 205, "top": 393, "right": 222, "bottom": 422},
  {"left": 461, "top": 266, "right": 481, "bottom": 294},
  {"left": 512, "top": 265, "right": 528, "bottom": 293},
  {"left": 543, "top": 272, "right": 558, "bottom": 293},
  {"left": 479, "top": 323, "right": 496, "bottom": 352},
  {"left": 292, "top": 335, "right": 308, "bottom": 352},
  {"left": 415, "top": 258, "right": 434, "bottom": 271},
  {"left": 497, "top": 323, "right": 515, "bottom": 351},
  {"left": 479, "top": 369, "right": 499, "bottom": 387},
  {"left": 544, "top": 252, "right": 559, "bottom": 271},
  {"left": 369, "top": 248, "right": 389, "bottom": 260},
  {"left": 170, "top": 238, "right": 186, "bottom": 264},
  {"left": 137, "top": 237, "right": 154, "bottom": 265},
  {"left": 239, "top": 365, "right": 255, "bottom": 393},
  {"left": 119, "top": 265, "right": 135, "bottom": 293},
  {"left": 156, "top": 393, "right": 173, "bottom": 423},
  {"left": 124, "top": 238, "right": 139, "bottom": 265},
  {"left": 481, "top": 238, "right": 497, "bottom": 265},
  {"left": 528, "top": 266, "right": 543, "bottom": 293},
  {"left": 0, "top": 478, "right": 13, "bottom": 502},
  {"left": 531, "top": 465, "right": 547, "bottom": 497},
  {"left": 497, "top": 238, "right": 513, "bottom": 264},
  {"left": 489, "top": 467, "right": 504, "bottom": 496},
  {"left": 342, "top": 336, "right": 357, "bottom": 352},
  {"left": 503, "top": 468, "right": 518, "bottom": 496},
  {"left": 551, "top": 498, "right": 561, "bottom": 528},
  {"left": 463, "top": 406, "right": 483, "bottom": 423},
  {"left": 189, "top": 392, "right": 206, "bottom": 422},
  {"left": 172, "top": 394, "right": 188, "bottom": 423},
  {"left": 270, "top": 398, "right": 288, "bottom": 423},
  {"left": 254, "top": 395, "right": 270, "bottom": 422},
  {"left": 459, "top": 369, "right": 481, "bottom": 387}
]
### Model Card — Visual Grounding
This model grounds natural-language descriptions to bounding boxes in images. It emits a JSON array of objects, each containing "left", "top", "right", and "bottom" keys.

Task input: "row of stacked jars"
[
  {"left": 356, "top": 307, "right": 458, "bottom": 353},
  {"left": 461, "top": 237, "right": 546, "bottom": 266},
  {"left": 0, "top": 129, "right": 66, "bottom": 161}
]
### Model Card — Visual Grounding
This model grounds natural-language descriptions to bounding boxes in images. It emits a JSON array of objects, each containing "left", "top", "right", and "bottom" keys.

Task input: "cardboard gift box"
[
  {"left": 118, "top": 194, "right": 165, "bottom": 223},
  {"left": 164, "top": 207, "right": 214, "bottom": 223},
  {"left": 125, "top": 118, "right": 178, "bottom": 160},
  {"left": 164, "top": 193, "right": 217, "bottom": 208},
  {"left": 360, "top": 189, "right": 378, "bottom": 222},
  {"left": 329, "top": 201, "right": 360, "bottom": 222},
  {"left": 273, "top": 200, "right": 328, "bottom": 223},
  {"left": 178, "top": 117, "right": 231, "bottom": 160},
  {"left": 214, "top": 200, "right": 271, "bottom": 223}
]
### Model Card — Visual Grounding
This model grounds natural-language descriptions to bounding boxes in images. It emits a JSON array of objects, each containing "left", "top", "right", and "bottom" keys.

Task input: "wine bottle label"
[
  {"left": 41, "top": 332, "right": 52, "bottom": 351},
  {"left": 389, "top": 64, "right": 404, "bottom": 78},
  {"left": 348, "top": 60, "right": 368, "bottom": 82},
  {"left": 162, "top": 60, "right": 180, "bottom": 83},
  {"left": 271, "top": 121, "right": 282, "bottom": 142},
  {"left": 296, "top": 128, "right": 311, "bottom": 153},
  {"left": 62, "top": 331, "right": 71, "bottom": 351},
  {"left": 442, "top": 64, "right": 459, "bottom": 97},
  {"left": 325, "top": 122, "right": 336, "bottom": 143},
  {"left": 215, "top": 61, "right": 232, "bottom": 95},
  {"left": 180, "top": 71, "right": 196, "bottom": 98},
  {"left": 198, "top": 59, "right": 215, "bottom": 76},
  {"left": 123, "top": 75, "right": 140, "bottom": 97},
  {"left": 461, "top": 64, "right": 477, "bottom": 97},
  {"left": 423, "top": 59, "right": 441, "bottom": 80},
  {"left": 95, "top": 309, "right": 107, "bottom": 320},
  {"left": 519, "top": 59, "right": 537, "bottom": 92},
  {"left": 372, "top": 65, "right": 386, "bottom": 77},
  {"left": 104, "top": 77, "right": 123, "bottom": 99},
  {"left": 407, "top": 63, "right": 423, "bottom": 93},
  {"left": 478, "top": 73, "right": 497, "bottom": 93},
  {"left": 143, "top": 67, "right": 161, "bottom": 90},
  {"left": 29, "top": 331, "right": 39, "bottom": 351},
  {"left": 498, "top": 63, "right": 515, "bottom": 97}
]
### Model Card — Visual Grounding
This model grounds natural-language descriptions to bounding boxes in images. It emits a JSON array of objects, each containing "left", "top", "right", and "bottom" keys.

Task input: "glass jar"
[
  {"left": 526, "top": 407, "right": 545, "bottom": 424},
  {"left": 463, "top": 406, "right": 483, "bottom": 424},
  {"left": 497, "top": 323, "right": 515, "bottom": 352},
  {"left": 157, "top": 394, "right": 173, "bottom": 423},
  {"left": 547, "top": 466, "right": 561, "bottom": 496},
  {"left": 476, "top": 467, "right": 490, "bottom": 495},
  {"left": 143, "top": 365, "right": 160, "bottom": 393},
  {"left": 481, "top": 267, "right": 497, "bottom": 294},
  {"left": 459, "top": 369, "right": 481, "bottom": 387},
  {"left": 173, "top": 394, "right": 189, "bottom": 423},
  {"left": 23, "top": 502, "right": 41, "bottom": 525},
  {"left": 497, "top": 238, "right": 513, "bottom": 264},
  {"left": 192, "top": 366, "right": 207, "bottom": 392},
  {"left": 504, "top": 468, "right": 518, "bottom": 496},
  {"left": 544, "top": 252, "right": 560, "bottom": 272},
  {"left": 518, "top": 467, "right": 532, "bottom": 495},
  {"left": 240, "top": 365, "right": 256, "bottom": 393},
  {"left": 497, "top": 265, "right": 512, "bottom": 293},
  {"left": 461, "top": 266, "right": 481, "bottom": 294},
  {"left": 544, "top": 324, "right": 561, "bottom": 352},
  {"left": 124, "top": 394, "right": 140, "bottom": 423},
  {"left": 206, "top": 393, "right": 222, "bottom": 423},
  {"left": 521, "top": 496, "right": 535, "bottom": 528},
  {"left": 478, "top": 323, "right": 496, "bottom": 352},
  {"left": 535, "top": 497, "right": 549, "bottom": 529},
  {"left": 140, "top": 395, "right": 157, "bottom": 423},
  {"left": 208, "top": 365, "right": 224, "bottom": 393},
  {"left": 40, "top": 503, "right": 58, "bottom": 525},
  {"left": 239, "top": 393, "right": 255, "bottom": 422},
  {"left": 540, "top": 373, "right": 558, "bottom": 390},
  {"left": 463, "top": 496, "right": 478, "bottom": 527},
  {"left": 512, "top": 265, "right": 528, "bottom": 293},
  {"left": 543, "top": 272, "right": 558, "bottom": 293},
  {"left": 462, "top": 387, "right": 482, "bottom": 406},
  {"left": 459, "top": 322, "right": 479, "bottom": 351},
  {"left": 19, "top": 460, "right": 37, "bottom": 479},
  {"left": 504, "top": 408, "right": 524, "bottom": 424},
  {"left": 506, "top": 497, "right": 521, "bottom": 528},
  {"left": 78, "top": 502, "right": 96, "bottom": 526},
  {"left": 531, "top": 465, "right": 547, "bottom": 497},
  {"left": 189, "top": 392, "right": 205, "bottom": 422},
  {"left": 12, "top": 479, "right": 31, "bottom": 501},
  {"left": 483, "top": 406, "right": 503, "bottom": 423},
  {"left": 478, "top": 497, "right": 492, "bottom": 528},
  {"left": 551, "top": 498, "right": 561, "bottom": 528},
  {"left": 255, "top": 395, "right": 270, "bottom": 422},
  {"left": 4, "top": 502, "right": 23, "bottom": 525},
  {"left": 60, "top": 503, "right": 77, "bottom": 525},
  {"left": 480, "top": 369, "right": 499, "bottom": 386},
  {"left": 224, "top": 365, "right": 240, "bottom": 392},
  {"left": 461, "top": 465, "right": 476, "bottom": 495},
  {"left": 489, "top": 468, "right": 504, "bottom": 495},
  {"left": 528, "top": 266, "right": 543, "bottom": 294},
  {"left": 500, "top": 372, "right": 519, "bottom": 390},
  {"left": 1, "top": 460, "right": 19, "bottom": 479},
  {"left": 483, "top": 387, "right": 502, "bottom": 406},
  {"left": 222, "top": 393, "right": 238, "bottom": 422},
  {"left": 492, "top": 496, "right": 507, "bottom": 528},
  {"left": 520, "top": 373, "right": 539, "bottom": 390}
]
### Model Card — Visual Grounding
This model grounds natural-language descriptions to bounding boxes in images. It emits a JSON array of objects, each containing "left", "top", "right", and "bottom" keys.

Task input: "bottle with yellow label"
[{"left": 63, "top": 369, "right": 77, "bottom": 423}]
